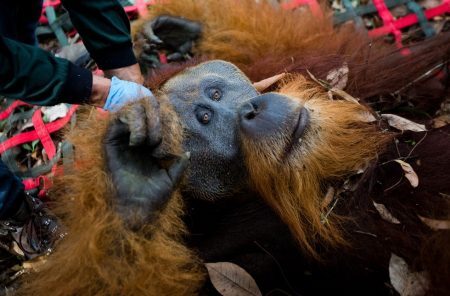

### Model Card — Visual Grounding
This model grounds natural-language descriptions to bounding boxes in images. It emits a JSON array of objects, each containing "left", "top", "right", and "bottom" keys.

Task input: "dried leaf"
[
  {"left": 389, "top": 253, "right": 429, "bottom": 296},
  {"left": 20, "top": 121, "right": 34, "bottom": 132},
  {"left": 306, "top": 70, "right": 330, "bottom": 89},
  {"left": 418, "top": 216, "right": 450, "bottom": 230},
  {"left": 42, "top": 104, "right": 69, "bottom": 123},
  {"left": 11, "top": 242, "right": 24, "bottom": 257},
  {"left": 326, "top": 63, "right": 349, "bottom": 90},
  {"left": 373, "top": 201, "right": 401, "bottom": 224},
  {"left": 432, "top": 114, "right": 450, "bottom": 129},
  {"left": 206, "top": 262, "right": 262, "bottom": 296},
  {"left": 253, "top": 73, "right": 286, "bottom": 92},
  {"left": 394, "top": 160, "right": 419, "bottom": 188},
  {"left": 308, "top": 69, "right": 359, "bottom": 104},
  {"left": 22, "top": 255, "right": 47, "bottom": 272},
  {"left": 381, "top": 114, "right": 427, "bottom": 132},
  {"left": 329, "top": 88, "right": 360, "bottom": 104}
]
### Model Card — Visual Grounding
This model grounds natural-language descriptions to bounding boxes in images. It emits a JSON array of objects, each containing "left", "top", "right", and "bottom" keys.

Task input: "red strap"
[
  {"left": 369, "top": 0, "right": 450, "bottom": 37},
  {"left": 19, "top": 105, "right": 78, "bottom": 193},
  {"left": 42, "top": 0, "right": 61, "bottom": 9},
  {"left": 124, "top": 6, "right": 139, "bottom": 14},
  {"left": 23, "top": 175, "right": 53, "bottom": 198},
  {"left": 372, "top": 0, "right": 409, "bottom": 54},
  {"left": 159, "top": 52, "right": 168, "bottom": 64},
  {"left": 0, "top": 101, "right": 30, "bottom": 121},
  {"left": 39, "top": 0, "right": 61, "bottom": 25},
  {"left": 23, "top": 175, "right": 51, "bottom": 191},
  {"left": 0, "top": 105, "right": 78, "bottom": 154},
  {"left": 32, "top": 109, "right": 56, "bottom": 160}
]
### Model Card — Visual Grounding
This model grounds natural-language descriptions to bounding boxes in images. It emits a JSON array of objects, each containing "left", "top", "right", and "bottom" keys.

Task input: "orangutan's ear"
[{"left": 253, "top": 73, "right": 286, "bottom": 92}]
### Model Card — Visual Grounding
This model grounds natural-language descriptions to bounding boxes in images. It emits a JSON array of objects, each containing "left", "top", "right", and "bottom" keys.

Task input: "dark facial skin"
[
  {"left": 161, "top": 60, "right": 259, "bottom": 200},
  {"left": 239, "top": 93, "right": 305, "bottom": 137},
  {"left": 239, "top": 92, "right": 310, "bottom": 157}
]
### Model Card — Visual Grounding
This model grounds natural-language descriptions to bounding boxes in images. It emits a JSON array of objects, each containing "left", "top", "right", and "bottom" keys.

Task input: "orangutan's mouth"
[
  {"left": 283, "top": 107, "right": 310, "bottom": 158},
  {"left": 293, "top": 107, "right": 310, "bottom": 143}
]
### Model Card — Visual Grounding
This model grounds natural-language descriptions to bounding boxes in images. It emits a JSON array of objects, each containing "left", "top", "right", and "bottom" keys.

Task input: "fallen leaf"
[
  {"left": 326, "top": 63, "right": 349, "bottom": 90},
  {"left": 418, "top": 216, "right": 450, "bottom": 230},
  {"left": 206, "top": 262, "right": 262, "bottom": 296},
  {"left": 20, "top": 121, "right": 34, "bottom": 132},
  {"left": 306, "top": 70, "right": 330, "bottom": 89},
  {"left": 22, "top": 255, "right": 47, "bottom": 272},
  {"left": 329, "top": 88, "right": 360, "bottom": 104},
  {"left": 381, "top": 114, "right": 427, "bottom": 132},
  {"left": 373, "top": 201, "right": 401, "bottom": 224},
  {"left": 11, "top": 242, "right": 24, "bottom": 257},
  {"left": 42, "top": 104, "right": 69, "bottom": 123},
  {"left": 389, "top": 253, "right": 429, "bottom": 296},
  {"left": 439, "top": 192, "right": 450, "bottom": 198},
  {"left": 394, "top": 160, "right": 419, "bottom": 188},
  {"left": 253, "top": 73, "right": 286, "bottom": 92},
  {"left": 432, "top": 114, "right": 450, "bottom": 129}
]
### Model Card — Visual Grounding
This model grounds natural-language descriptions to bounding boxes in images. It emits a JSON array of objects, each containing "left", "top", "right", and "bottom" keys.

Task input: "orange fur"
[
  {"left": 242, "top": 75, "right": 390, "bottom": 258},
  {"left": 141, "top": 0, "right": 450, "bottom": 107},
  {"left": 17, "top": 98, "right": 205, "bottom": 296},
  {"left": 135, "top": 1, "right": 449, "bottom": 260},
  {"left": 144, "top": 0, "right": 350, "bottom": 66},
  {"left": 14, "top": 1, "right": 450, "bottom": 293}
]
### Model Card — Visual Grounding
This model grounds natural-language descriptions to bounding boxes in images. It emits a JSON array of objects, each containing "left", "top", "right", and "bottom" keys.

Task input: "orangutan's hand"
[
  {"left": 103, "top": 98, "right": 189, "bottom": 229},
  {"left": 138, "top": 15, "right": 202, "bottom": 68}
]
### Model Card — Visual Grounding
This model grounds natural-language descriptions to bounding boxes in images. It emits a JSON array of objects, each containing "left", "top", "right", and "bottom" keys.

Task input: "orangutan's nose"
[{"left": 239, "top": 93, "right": 295, "bottom": 137}]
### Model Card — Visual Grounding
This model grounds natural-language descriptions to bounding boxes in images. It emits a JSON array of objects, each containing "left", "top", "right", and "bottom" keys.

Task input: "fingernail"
[{"left": 118, "top": 115, "right": 128, "bottom": 124}]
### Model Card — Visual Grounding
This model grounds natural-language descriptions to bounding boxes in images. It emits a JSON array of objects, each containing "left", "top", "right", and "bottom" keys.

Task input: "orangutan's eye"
[
  {"left": 201, "top": 112, "right": 210, "bottom": 123},
  {"left": 196, "top": 108, "right": 212, "bottom": 124},
  {"left": 209, "top": 89, "right": 222, "bottom": 101}
]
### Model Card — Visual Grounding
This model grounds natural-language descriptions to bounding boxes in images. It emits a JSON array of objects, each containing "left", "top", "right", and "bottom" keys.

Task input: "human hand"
[
  {"left": 103, "top": 76, "right": 153, "bottom": 112},
  {"left": 103, "top": 63, "right": 145, "bottom": 85}
]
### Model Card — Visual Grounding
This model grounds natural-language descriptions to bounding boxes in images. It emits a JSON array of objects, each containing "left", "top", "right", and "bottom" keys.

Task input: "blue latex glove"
[{"left": 103, "top": 76, "right": 153, "bottom": 112}]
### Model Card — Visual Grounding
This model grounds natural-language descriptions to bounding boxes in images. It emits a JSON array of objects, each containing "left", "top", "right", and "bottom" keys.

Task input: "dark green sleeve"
[
  {"left": 62, "top": 0, "right": 137, "bottom": 70},
  {"left": 0, "top": 36, "right": 92, "bottom": 105}
]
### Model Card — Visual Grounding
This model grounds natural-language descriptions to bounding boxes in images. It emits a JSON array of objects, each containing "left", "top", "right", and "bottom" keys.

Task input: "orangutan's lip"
[
  {"left": 292, "top": 107, "right": 310, "bottom": 144},
  {"left": 283, "top": 107, "right": 310, "bottom": 159}
]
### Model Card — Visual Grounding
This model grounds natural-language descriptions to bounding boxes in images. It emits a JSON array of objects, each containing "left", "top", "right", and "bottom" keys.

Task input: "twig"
[
  {"left": 405, "top": 132, "right": 427, "bottom": 159},
  {"left": 384, "top": 177, "right": 403, "bottom": 192},
  {"left": 321, "top": 197, "right": 340, "bottom": 224},
  {"left": 392, "top": 60, "right": 449, "bottom": 95},
  {"left": 380, "top": 132, "right": 427, "bottom": 166},
  {"left": 354, "top": 230, "right": 377, "bottom": 238},
  {"left": 254, "top": 241, "right": 300, "bottom": 296}
]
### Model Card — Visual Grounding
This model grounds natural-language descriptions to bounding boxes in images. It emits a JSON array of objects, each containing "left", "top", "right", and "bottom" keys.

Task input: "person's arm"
[
  {"left": 0, "top": 35, "right": 92, "bottom": 105},
  {"left": 61, "top": 0, "right": 143, "bottom": 83},
  {"left": 0, "top": 35, "right": 152, "bottom": 110}
]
